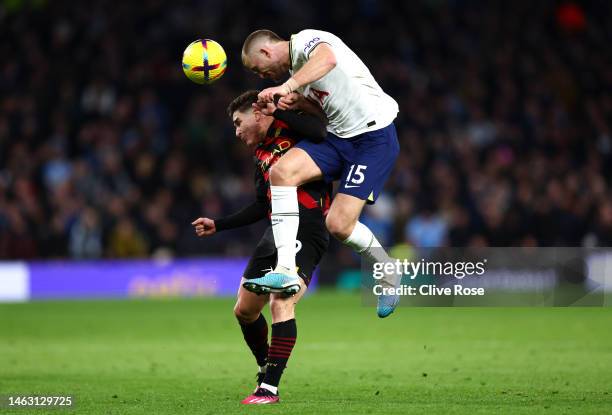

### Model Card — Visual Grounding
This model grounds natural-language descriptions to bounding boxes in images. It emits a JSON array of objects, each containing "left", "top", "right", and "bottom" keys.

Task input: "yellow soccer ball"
[{"left": 182, "top": 39, "right": 227, "bottom": 84}]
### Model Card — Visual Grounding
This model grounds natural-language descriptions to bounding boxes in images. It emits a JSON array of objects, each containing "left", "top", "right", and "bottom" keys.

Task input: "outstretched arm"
[
  {"left": 192, "top": 167, "right": 271, "bottom": 237},
  {"left": 192, "top": 200, "right": 268, "bottom": 236},
  {"left": 258, "top": 43, "right": 337, "bottom": 103}
]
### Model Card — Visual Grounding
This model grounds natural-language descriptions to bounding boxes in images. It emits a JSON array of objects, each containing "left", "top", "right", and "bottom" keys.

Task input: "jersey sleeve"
[
  {"left": 214, "top": 166, "right": 268, "bottom": 231},
  {"left": 214, "top": 200, "right": 267, "bottom": 231},
  {"left": 272, "top": 109, "right": 327, "bottom": 143},
  {"left": 291, "top": 29, "right": 335, "bottom": 63}
]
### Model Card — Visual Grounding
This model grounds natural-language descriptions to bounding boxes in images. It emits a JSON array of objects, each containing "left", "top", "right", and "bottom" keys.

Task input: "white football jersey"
[{"left": 290, "top": 29, "right": 399, "bottom": 138}]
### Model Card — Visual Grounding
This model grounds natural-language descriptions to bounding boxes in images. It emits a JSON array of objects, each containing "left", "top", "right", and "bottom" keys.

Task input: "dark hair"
[{"left": 226, "top": 90, "right": 260, "bottom": 117}]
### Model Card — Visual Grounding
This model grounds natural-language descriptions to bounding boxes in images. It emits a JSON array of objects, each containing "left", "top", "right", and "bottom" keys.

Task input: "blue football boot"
[
  {"left": 377, "top": 269, "right": 402, "bottom": 318},
  {"left": 243, "top": 267, "right": 301, "bottom": 295},
  {"left": 377, "top": 293, "right": 400, "bottom": 318}
]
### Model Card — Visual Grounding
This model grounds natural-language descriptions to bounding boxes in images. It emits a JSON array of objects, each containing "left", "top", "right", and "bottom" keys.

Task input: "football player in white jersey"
[{"left": 241, "top": 29, "right": 401, "bottom": 318}]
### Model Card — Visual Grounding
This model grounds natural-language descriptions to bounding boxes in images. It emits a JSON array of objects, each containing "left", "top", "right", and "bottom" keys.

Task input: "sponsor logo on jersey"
[
  {"left": 259, "top": 140, "right": 293, "bottom": 173},
  {"left": 303, "top": 37, "right": 321, "bottom": 53}
]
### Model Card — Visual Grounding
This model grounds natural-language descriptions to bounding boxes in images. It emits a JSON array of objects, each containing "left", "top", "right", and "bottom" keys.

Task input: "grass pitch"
[{"left": 1, "top": 292, "right": 611, "bottom": 414}]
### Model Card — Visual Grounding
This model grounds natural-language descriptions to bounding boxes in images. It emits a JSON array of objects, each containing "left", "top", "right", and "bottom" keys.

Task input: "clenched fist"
[
  {"left": 252, "top": 101, "right": 277, "bottom": 116},
  {"left": 191, "top": 217, "right": 216, "bottom": 237},
  {"left": 276, "top": 92, "right": 302, "bottom": 110}
]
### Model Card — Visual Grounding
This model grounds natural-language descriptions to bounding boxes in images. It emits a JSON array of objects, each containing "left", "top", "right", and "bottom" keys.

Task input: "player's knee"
[
  {"left": 325, "top": 213, "right": 353, "bottom": 241},
  {"left": 269, "top": 162, "right": 297, "bottom": 186},
  {"left": 233, "top": 302, "right": 259, "bottom": 324}
]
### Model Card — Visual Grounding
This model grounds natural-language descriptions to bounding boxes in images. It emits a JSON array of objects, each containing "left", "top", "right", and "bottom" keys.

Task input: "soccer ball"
[{"left": 182, "top": 39, "right": 227, "bottom": 85}]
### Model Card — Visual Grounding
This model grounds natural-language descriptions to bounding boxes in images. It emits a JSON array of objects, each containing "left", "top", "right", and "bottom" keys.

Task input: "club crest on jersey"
[{"left": 303, "top": 37, "right": 321, "bottom": 53}]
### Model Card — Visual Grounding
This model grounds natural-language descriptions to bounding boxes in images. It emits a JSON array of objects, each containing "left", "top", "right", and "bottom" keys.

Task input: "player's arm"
[
  {"left": 289, "top": 43, "right": 337, "bottom": 89},
  {"left": 192, "top": 171, "right": 268, "bottom": 236},
  {"left": 254, "top": 98, "right": 327, "bottom": 141},
  {"left": 258, "top": 43, "right": 337, "bottom": 102},
  {"left": 216, "top": 199, "right": 268, "bottom": 231},
  {"left": 272, "top": 109, "right": 327, "bottom": 143},
  {"left": 192, "top": 201, "right": 267, "bottom": 236},
  {"left": 277, "top": 93, "right": 327, "bottom": 121}
]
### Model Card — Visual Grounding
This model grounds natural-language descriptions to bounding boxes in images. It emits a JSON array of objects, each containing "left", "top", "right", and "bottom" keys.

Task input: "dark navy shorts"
[{"left": 296, "top": 123, "right": 399, "bottom": 204}]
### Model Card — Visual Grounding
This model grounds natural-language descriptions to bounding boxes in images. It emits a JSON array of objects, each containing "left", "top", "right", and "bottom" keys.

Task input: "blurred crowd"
[{"left": 1, "top": 0, "right": 612, "bottom": 262}]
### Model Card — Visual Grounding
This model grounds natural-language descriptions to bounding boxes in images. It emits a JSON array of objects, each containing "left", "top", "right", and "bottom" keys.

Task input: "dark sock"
[
  {"left": 263, "top": 319, "right": 297, "bottom": 388},
  {"left": 239, "top": 314, "right": 269, "bottom": 367}
]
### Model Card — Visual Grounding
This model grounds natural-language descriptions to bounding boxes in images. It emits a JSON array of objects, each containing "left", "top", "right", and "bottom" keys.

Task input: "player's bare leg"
[
  {"left": 326, "top": 194, "right": 401, "bottom": 318},
  {"left": 234, "top": 281, "right": 270, "bottom": 390},
  {"left": 243, "top": 148, "right": 322, "bottom": 295},
  {"left": 269, "top": 278, "right": 307, "bottom": 323},
  {"left": 242, "top": 279, "right": 307, "bottom": 404},
  {"left": 270, "top": 147, "right": 323, "bottom": 187},
  {"left": 234, "top": 281, "right": 270, "bottom": 323}
]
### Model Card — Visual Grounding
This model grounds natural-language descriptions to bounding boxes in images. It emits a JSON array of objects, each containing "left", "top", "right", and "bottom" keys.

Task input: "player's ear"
[{"left": 259, "top": 47, "right": 271, "bottom": 59}]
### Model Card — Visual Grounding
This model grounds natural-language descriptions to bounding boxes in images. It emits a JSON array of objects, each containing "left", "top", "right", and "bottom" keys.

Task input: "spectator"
[
  {"left": 1, "top": 0, "right": 611, "bottom": 260},
  {"left": 69, "top": 207, "right": 103, "bottom": 259},
  {"left": 108, "top": 217, "right": 148, "bottom": 258}
]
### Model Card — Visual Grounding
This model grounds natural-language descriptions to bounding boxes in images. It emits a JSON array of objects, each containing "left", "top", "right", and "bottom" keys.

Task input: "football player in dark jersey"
[{"left": 192, "top": 90, "right": 331, "bottom": 404}]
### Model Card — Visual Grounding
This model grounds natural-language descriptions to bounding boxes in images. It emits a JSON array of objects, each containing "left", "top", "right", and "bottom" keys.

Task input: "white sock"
[
  {"left": 343, "top": 221, "right": 391, "bottom": 264},
  {"left": 344, "top": 222, "right": 399, "bottom": 287},
  {"left": 260, "top": 382, "right": 278, "bottom": 394},
  {"left": 270, "top": 186, "right": 299, "bottom": 271}
]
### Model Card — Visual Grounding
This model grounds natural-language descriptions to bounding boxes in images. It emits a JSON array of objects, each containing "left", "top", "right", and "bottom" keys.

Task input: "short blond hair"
[{"left": 241, "top": 30, "right": 284, "bottom": 65}]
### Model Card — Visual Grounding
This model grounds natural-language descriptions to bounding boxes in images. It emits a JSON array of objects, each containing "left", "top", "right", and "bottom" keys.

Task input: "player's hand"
[
  {"left": 191, "top": 217, "right": 216, "bottom": 237},
  {"left": 258, "top": 85, "right": 289, "bottom": 104},
  {"left": 252, "top": 101, "right": 277, "bottom": 116},
  {"left": 277, "top": 92, "right": 302, "bottom": 110}
]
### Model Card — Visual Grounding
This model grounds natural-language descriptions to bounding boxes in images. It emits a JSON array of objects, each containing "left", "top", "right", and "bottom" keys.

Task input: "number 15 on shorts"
[{"left": 345, "top": 164, "right": 367, "bottom": 188}]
